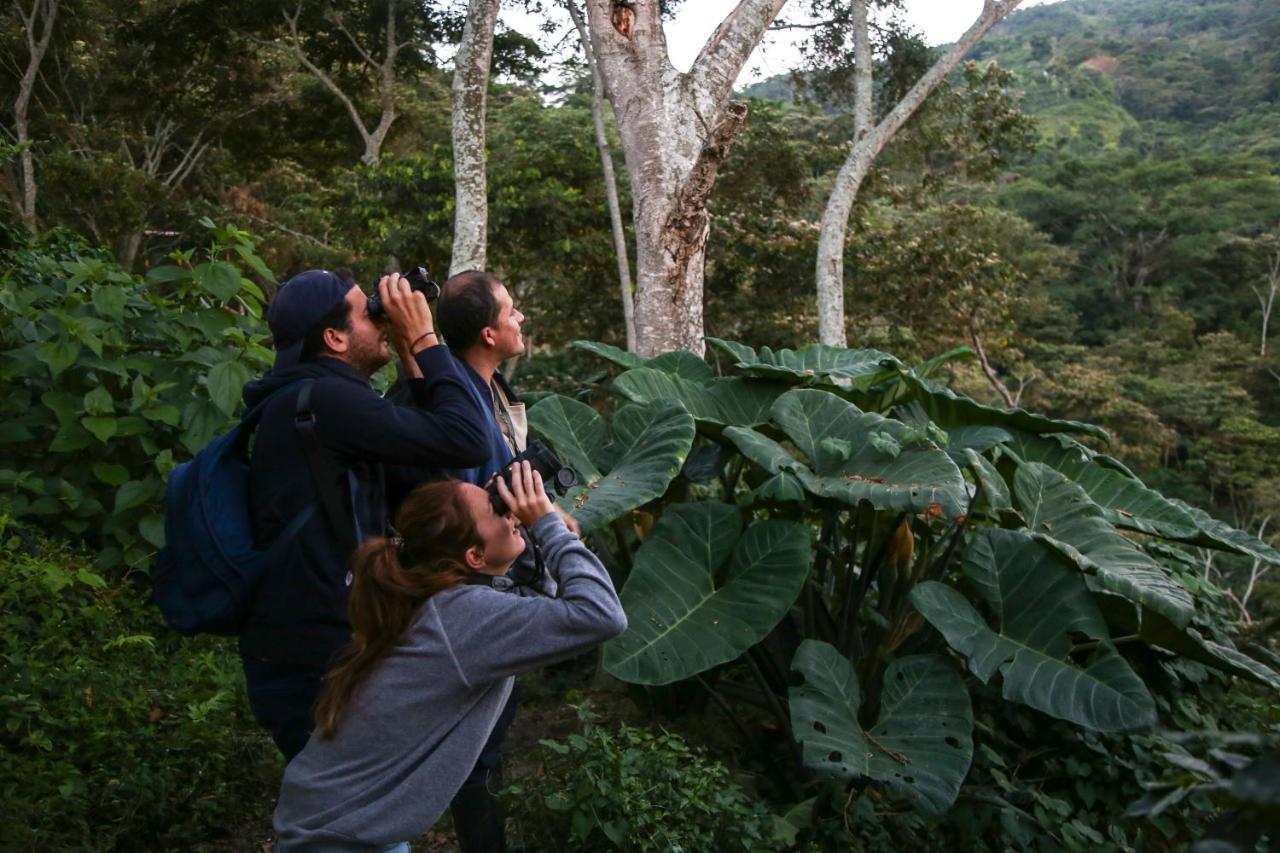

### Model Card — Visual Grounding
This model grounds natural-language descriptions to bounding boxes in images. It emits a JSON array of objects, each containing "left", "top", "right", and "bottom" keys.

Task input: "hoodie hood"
[{"left": 242, "top": 359, "right": 367, "bottom": 410}]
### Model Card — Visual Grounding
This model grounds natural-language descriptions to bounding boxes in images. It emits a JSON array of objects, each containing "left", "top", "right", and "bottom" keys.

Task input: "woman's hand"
[{"left": 495, "top": 460, "right": 555, "bottom": 528}]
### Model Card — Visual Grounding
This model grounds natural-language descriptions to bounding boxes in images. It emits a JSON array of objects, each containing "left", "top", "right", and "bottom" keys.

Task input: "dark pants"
[{"left": 241, "top": 656, "right": 326, "bottom": 763}]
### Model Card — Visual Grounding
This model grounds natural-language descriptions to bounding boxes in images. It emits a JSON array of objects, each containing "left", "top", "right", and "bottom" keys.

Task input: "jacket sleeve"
[
  {"left": 313, "top": 347, "right": 489, "bottom": 468},
  {"left": 435, "top": 513, "right": 627, "bottom": 687}
]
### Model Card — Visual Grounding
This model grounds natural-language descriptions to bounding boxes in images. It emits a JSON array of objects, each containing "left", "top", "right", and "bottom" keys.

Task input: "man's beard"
[{"left": 350, "top": 336, "right": 391, "bottom": 376}]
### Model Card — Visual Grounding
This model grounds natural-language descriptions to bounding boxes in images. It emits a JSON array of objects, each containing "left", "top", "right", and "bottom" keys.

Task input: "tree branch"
[{"left": 688, "top": 0, "right": 788, "bottom": 110}]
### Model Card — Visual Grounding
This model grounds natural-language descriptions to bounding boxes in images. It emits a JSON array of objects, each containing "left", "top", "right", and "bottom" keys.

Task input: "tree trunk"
[
  {"left": 450, "top": 0, "right": 500, "bottom": 276},
  {"left": 585, "top": 0, "right": 786, "bottom": 357},
  {"left": 566, "top": 0, "right": 636, "bottom": 351},
  {"left": 1253, "top": 246, "right": 1279, "bottom": 357},
  {"left": 13, "top": 0, "right": 59, "bottom": 232},
  {"left": 815, "top": 0, "right": 1023, "bottom": 347}
]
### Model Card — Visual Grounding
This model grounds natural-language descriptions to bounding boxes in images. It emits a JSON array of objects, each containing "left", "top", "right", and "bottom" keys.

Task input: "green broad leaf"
[
  {"left": 963, "top": 449, "right": 1012, "bottom": 514},
  {"left": 604, "top": 502, "right": 811, "bottom": 685},
  {"left": 741, "top": 471, "right": 808, "bottom": 505},
  {"left": 139, "top": 514, "right": 166, "bottom": 549},
  {"left": 1003, "top": 432, "right": 1198, "bottom": 539},
  {"left": 789, "top": 643, "right": 973, "bottom": 816},
  {"left": 205, "top": 359, "right": 251, "bottom": 417},
  {"left": 704, "top": 336, "right": 757, "bottom": 365},
  {"left": 49, "top": 423, "right": 91, "bottom": 453},
  {"left": 707, "top": 338, "right": 903, "bottom": 387},
  {"left": 914, "top": 346, "right": 976, "bottom": 379},
  {"left": 570, "top": 340, "right": 643, "bottom": 370},
  {"left": 233, "top": 243, "right": 276, "bottom": 283},
  {"left": 644, "top": 350, "right": 716, "bottom": 382},
  {"left": 1014, "top": 463, "right": 1195, "bottom": 629},
  {"left": 35, "top": 337, "right": 80, "bottom": 378},
  {"left": 91, "top": 285, "right": 130, "bottom": 319},
  {"left": 1167, "top": 498, "right": 1280, "bottom": 565},
  {"left": 144, "top": 264, "right": 192, "bottom": 285},
  {"left": 768, "top": 390, "right": 968, "bottom": 517},
  {"left": 39, "top": 390, "right": 81, "bottom": 424},
  {"left": 612, "top": 368, "right": 782, "bottom": 428},
  {"left": 1092, "top": 593, "right": 1280, "bottom": 690},
  {"left": 902, "top": 374, "right": 1109, "bottom": 442},
  {"left": 911, "top": 530, "right": 1156, "bottom": 732},
  {"left": 83, "top": 385, "right": 114, "bottom": 415},
  {"left": 92, "top": 463, "right": 130, "bottom": 486},
  {"left": 181, "top": 399, "right": 227, "bottom": 454},
  {"left": 140, "top": 404, "right": 181, "bottom": 426},
  {"left": 80, "top": 417, "right": 117, "bottom": 443},
  {"left": 113, "top": 479, "right": 155, "bottom": 514},
  {"left": 528, "top": 397, "right": 695, "bottom": 533},
  {"left": 192, "top": 261, "right": 242, "bottom": 300}
]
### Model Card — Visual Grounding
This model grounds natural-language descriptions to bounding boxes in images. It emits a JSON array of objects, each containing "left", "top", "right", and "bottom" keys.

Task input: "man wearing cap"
[{"left": 238, "top": 269, "right": 488, "bottom": 761}]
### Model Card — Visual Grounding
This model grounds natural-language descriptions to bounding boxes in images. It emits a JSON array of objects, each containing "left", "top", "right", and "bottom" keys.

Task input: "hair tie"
[{"left": 387, "top": 528, "right": 405, "bottom": 553}]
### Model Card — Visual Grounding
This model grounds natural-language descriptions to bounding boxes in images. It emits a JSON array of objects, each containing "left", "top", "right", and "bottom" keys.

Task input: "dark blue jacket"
[{"left": 239, "top": 347, "right": 488, "bottom": 668}]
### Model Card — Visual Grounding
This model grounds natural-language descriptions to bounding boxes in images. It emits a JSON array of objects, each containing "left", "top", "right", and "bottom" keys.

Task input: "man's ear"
[
  {"left": 480, "top": 326, "right": 498, "bottom": 349},
  {"left": 464, "top": 544, "right": 486, "bottom": 571},
  {"left": 323, "top": 325, "right": 349, "bottom": 354}
]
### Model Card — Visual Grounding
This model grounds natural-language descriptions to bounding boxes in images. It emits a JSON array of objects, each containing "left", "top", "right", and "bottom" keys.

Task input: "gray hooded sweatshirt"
[{"left": 272, "top": 512, "right": 627, "bottom": 848}]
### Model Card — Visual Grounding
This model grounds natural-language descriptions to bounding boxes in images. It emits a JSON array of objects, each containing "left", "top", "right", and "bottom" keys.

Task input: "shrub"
[
  {"left": 0, "top": 519, "right": 279, "bottom": 850},
  {"left": 505, "top": 704, "right": 779, "bottom": 852}
]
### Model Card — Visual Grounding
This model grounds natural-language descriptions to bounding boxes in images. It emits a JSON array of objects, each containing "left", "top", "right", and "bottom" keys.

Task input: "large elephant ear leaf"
[
  {"left": 902, "top": 374, "right": 1109, "bottom": 442},
  {"left": 1003, "top": 432, "right": 1198, "bottom": 539},
  {"left": 789, "top": 641, "right": 973, "bottom": 816},
  {"left": 604, "top": 503, "right": 811, "bottom": 685},
  {"left": 770, "top": 389, "right": 968, "bottom": 517},
  {"left": 571, "top": 340, "right": 643, "bottom": 370},
  {"left": 612, "top": 367, "right": 782, "bottom": 428},
  {"left": 528, "top": 397, "right": 694, "bottom": 533},
  {"left": 1167, "top": 497, "right": 1280, "bottom": 565},
  {"left": 713, "top": 343, "right": 902, "bottom": 387},
  {"left": 910, "top": 529, "right": 1156, "bottom": 732},
  {"left": 1014, "top": 462, "right": 1195, "bottom": 628}
]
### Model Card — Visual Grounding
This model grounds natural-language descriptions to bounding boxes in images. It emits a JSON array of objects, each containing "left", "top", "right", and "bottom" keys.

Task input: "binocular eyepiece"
[{"left": 367, "top": 267, "right": 440, "bottom": 319}]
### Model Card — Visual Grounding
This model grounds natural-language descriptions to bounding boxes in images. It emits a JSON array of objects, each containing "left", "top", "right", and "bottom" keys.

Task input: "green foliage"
[
  {"left": 0, "top": 519, "right": 278, "bottom": 849},
  {"left": 505, "top": 704, "right": 777, "bottom": 852},
  {"left": 0, "top": 222, "right": 273, "bottom": 570},
  {"left": 545, "top": 339, "right": 1280, "bottom": 836}
]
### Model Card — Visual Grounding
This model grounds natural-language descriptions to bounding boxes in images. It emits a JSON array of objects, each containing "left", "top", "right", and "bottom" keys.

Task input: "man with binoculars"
[{"left": 238, "top": 269, "right": 490, "bottom": 763}]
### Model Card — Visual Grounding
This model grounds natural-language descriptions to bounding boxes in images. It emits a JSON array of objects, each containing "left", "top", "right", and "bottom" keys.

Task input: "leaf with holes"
[
  {"left": 789, "top": 642, "right": 973, "bottom": 816},
  {"left": 604, "top": 502, "right": 811, "bottom": 685},
  {"left": 911, "top": 529, "right": 1156, "bottom": 732},
  {"left": 528, "top": 396, "right": 694, "bottom": 533}
]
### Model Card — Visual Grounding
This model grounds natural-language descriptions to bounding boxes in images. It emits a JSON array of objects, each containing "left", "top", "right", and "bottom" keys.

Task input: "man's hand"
[
  {"left": 378, "top": 272, "right": 437, "bottom": 355},
  {"left": 494, "top": 461, "right": 555, "bottom": 528}
]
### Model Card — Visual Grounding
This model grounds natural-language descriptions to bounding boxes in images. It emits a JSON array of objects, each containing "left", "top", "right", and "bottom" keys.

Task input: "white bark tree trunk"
[
  {"left": 566, "top": 0, "right": 636, "bottom": 350},
  {"left": 815, "top": 0, "right": 1023, "bottom": 347},
  {"left": 450, "top": 0, "right": 500, "bottom": 276},
  {"left": 283, "top": 0, "right": 404, "bottom": 167},
  {"left": 13, "top": 0, "right": 58, "bottom": 232},
  {"left": 585, "top": 0, "right": 786, "bottom": 357},
  {"left": 1251, "top": 243, "right": 1279, "bottom": 357}
]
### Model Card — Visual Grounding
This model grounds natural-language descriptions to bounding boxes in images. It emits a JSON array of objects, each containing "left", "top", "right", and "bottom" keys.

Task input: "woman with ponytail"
[{"left": 272, "top": 462, "right": 627, "bottom": 852}]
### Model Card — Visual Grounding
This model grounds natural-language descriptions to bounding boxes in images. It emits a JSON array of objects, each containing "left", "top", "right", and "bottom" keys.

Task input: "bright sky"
[{"left": 501, "top": 0, "right": 1069, "bottom": 86}]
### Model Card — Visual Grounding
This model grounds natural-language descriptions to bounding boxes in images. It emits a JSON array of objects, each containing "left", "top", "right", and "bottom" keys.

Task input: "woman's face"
[{"left": 460, "top": 483, "right": 526, "bottom": 574}]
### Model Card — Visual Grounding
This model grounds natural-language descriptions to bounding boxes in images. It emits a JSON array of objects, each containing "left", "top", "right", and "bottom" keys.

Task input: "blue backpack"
[{"left": 153, "top": 379, "right": 337, "bottom": 636}]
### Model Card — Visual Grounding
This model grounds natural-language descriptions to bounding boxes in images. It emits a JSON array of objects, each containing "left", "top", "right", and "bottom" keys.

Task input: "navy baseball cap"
[{"left": 267, "top": 270, "right": 353, "bottom": 369}]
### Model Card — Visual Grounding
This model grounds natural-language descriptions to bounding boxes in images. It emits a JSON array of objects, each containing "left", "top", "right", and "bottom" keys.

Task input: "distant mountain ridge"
[{"left": 740, "top": 0, "right": 1280, "bottom": 156}]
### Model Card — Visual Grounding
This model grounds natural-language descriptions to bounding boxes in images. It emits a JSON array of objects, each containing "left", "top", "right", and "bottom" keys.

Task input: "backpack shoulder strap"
[{"left": 293, "top": 379, "right": 357, "bottom": 556}]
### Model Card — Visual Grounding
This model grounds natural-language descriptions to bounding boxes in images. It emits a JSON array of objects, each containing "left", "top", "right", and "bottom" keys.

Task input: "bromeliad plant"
[{"left": 526, "top": 338, "right": 1280, "bottom": 819}]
